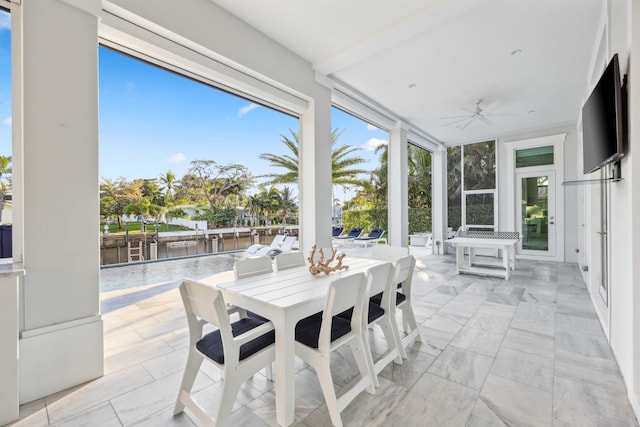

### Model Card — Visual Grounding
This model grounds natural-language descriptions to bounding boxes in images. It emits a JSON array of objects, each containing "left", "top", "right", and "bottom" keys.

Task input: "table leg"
[
  {"left": 274, "top": 315, "right": 295, "bottom": 426},
  {"left": 456, "top": 245, "right": 464, "bottom": 273},
  {"left": 502, "top": 246, "right": 510, "bottom": 280}
]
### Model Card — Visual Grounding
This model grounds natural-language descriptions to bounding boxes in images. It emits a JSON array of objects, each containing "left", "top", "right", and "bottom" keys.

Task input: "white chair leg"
[
  {"left": 359, "top": 331, "right": 380, "bottom": 388},
  {"left": 265, "top": 362, "right": 273, "bottom": 381},
  {"left": 389, "top": 317, "right": 409, "bottom": 359},
  {"left": 380, "top": 322, "right": 403, "bottom": 365},
  {"left": 314, "top": 361, "right": 343, "bottom": 427},
  {"left": 216, "top": 371, "right": 243, "bottom": 427},
  {"left": 403, "top": 306, "right": 421, "bottom": 343},
  {"left": 174, "top": 349, "right": 204, "bottom": 415},
  {"left": 350, "top": 337, "right": 376, "bottom": 394}
]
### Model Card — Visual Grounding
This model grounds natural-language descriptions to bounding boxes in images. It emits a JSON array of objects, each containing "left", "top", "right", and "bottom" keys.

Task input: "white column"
[
  {"left": 388, "top": 122, "right": 408, "bottom": 247},
  {"left": 19, "top": 0, "right": 103, "bottom": 403},
  {"left": 299, "top": 84, "right": 333, "bottom": 254},
  {"left": 431, "top": 145, "right": 448, "bottom": 254}
]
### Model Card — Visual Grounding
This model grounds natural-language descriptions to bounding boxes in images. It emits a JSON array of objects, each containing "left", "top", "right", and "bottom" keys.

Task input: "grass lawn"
[{"left": 101, "top": 222, "right": 190, "bottom": 234}]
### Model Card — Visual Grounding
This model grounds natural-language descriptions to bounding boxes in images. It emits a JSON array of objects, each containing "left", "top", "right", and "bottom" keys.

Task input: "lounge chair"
[
  {"left": 353, "top": 228, "right": 386, "bottom": 247},
  {"left": 246, "top": 234, "right": 285, "bottom": 255},
  {"left": 255, "top": 236, "right": 297, "bottom": 257},
  {"left": 332, "top": 226, "right": 344, "bottom": 237},
  {"left": 332, "top": 227, "right": 363, "bottom": 245}
]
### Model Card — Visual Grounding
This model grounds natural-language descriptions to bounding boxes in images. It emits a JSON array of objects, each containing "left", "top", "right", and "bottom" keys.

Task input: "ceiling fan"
[{"left": 440, "top": 100, "right": 502, "bottom": 130}]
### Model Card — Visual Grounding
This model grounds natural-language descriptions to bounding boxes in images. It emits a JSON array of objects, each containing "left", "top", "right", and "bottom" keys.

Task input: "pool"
[{"left": 99, "top": 252, "right": 248, "bottom": 292}]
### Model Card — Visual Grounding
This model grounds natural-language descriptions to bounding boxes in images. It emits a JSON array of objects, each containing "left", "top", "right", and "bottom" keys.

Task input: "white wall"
[{"left": 580, "top": 0, "right": 640, "bottom": 418}]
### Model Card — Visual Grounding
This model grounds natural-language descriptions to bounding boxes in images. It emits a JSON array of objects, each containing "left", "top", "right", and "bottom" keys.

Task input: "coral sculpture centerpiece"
[{"left": 307, "top": 245, "right": 349, "bottom": 275}]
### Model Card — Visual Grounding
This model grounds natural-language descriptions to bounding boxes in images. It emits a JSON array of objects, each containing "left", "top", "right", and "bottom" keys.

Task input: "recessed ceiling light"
[
  {"left": 528, "top": 109, "right": 536, "bottom": 113},
  {"left": 510, "top": 49, "right": 522, "bottom": 56}
]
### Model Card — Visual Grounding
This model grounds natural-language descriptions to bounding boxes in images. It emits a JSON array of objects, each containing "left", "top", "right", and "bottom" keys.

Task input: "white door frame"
[
  {"left": 502, "top": 133, "right": 565, "bottom": 262},
  {"left": 515, "top": 168, "right": 556, "bottom": 257}
]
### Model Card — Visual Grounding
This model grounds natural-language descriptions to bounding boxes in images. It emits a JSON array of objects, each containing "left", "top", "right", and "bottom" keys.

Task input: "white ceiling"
[{"left": 211, "top": 0, "right": 603, "bottom": 145}]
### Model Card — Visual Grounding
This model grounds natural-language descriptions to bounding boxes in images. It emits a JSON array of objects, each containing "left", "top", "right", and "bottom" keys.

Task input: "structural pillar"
[
  {"left": 388, "top": 121, "right": 408, "bottom": 247},
  {"left": 431, "top": 145, "right": 448, "bottom": 254},
  {"left": 19, "top": 0, "right": 103, "bottom": 403}
]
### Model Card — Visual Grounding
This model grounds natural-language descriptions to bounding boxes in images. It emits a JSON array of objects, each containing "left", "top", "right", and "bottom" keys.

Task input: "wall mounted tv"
[{"left": 582, "top": 53, "right": 626, "bottom": 175}]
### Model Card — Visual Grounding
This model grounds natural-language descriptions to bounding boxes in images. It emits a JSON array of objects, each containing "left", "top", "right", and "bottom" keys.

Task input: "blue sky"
[
  {"left": 0, "top": 9, "right": 11, "bottom": 158},
  {"left": 98, "top": 47, "right": 387, "bottom": 193}
]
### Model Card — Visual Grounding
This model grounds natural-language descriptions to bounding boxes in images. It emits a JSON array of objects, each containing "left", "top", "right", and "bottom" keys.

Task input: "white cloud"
[
  {"left": 366, "top": 124, "right": 380, "bottom": 131},
  {"left": 168, "top": 153, "right": 186, "bottom": 163},
  {"left": 2, "top": 117, "right": 11, "bottom": 126},
  {"left": 0, "top": 14, "right": 9, "bottom": 31},
  {"left": 362, "top": 138, "right": 387, "bottom": 151},
  {"left": 237, "top": 103, "right": 261, "bottom": 117}
]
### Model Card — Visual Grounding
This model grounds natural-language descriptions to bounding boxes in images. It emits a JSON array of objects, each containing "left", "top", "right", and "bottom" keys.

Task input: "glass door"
[{"left": 516, "top": 170, "right": 555, "bottom": 257}]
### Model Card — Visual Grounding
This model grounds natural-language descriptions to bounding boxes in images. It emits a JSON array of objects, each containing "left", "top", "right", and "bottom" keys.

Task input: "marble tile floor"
[{"left": 8, "top": 248, "right": 639, "bottom": 427}]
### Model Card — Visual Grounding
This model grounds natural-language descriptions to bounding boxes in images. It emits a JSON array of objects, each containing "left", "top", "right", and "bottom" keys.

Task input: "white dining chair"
[
  {"left": 294, "top": 272, "right": 375, "bottom": 427},
  {"left": 337, "top": 261, "right": 403, "bottom": 388},
  {"left": 274, "top": 251, "right": 306, "bottom": 271},
  {"left": 233, "top": 256, "right": 273, "bottom": 279},
  {"left": 370, "top": 255, "right": 420, "bottom": 358},
  {"left": 174, "top": 279, "right": 276, "bottom": 426}
]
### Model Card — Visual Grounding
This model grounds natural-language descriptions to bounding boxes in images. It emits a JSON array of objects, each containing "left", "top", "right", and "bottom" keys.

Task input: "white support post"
[
  {"left": 431, "top": 145, "right": 448, "bottom": 254},
  {"left": 299, "top": 85, "right": 333, "bottom": 255},
  {"left": 388, "top": 122, "right": 408, "bottom": 247},
  {"left": 19, "top": 0, "right": 103, "bottom": 403}
]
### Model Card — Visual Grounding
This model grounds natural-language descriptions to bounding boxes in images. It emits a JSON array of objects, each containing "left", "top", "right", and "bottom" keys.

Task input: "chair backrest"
[
  {"left": 366, "top": 262, "right": 395, "bottom": 311},
  {"left": 180, "top": 279, "right": 233, "bottom": 343},
  {"left": 366, "top": 228, "right": 385, "bottom": 238},
  {"left": 279, "top": 236, "right": 297, "bottom": 252},
  {"left": 275, "top": 251, "right": 306, "bottom": 271},
  {"left": 269, "top": 234, "right": 286, "bottom": 248},
  {"left": 233, "top": 256, "right": 273, "bottom": 279},
  {"left": 332, "top": 227, "right": 344, "bottom": 237},
  {"left": 318, "top": 272, "right": 367, "bottom": 353},
  {"left": 347, "top": 227, "right": 363, "bottom": 238},
  {"left": 371, "top": 245, "right": 409, "bottom": 261},
  {"left": 394, "top": 255, "right": 416, "bottom": 299}
]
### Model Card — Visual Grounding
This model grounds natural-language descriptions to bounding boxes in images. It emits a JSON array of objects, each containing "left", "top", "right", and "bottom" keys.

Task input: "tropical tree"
[
  {"left": 259, "top": 128, "right": 370, "bottom": 189},
  {"left": 100, "top": 177, "right": 135, "bottom": 228},
  {"left": 277, "top": 186, "right": 298, "bottom": 224},
  {"left": 182, "top": 160, "right": 254, "bottom": 208},
  {"left": 0, "top": 155, "right": 11, "bottom": 223},
  {"left": 159, "top": 170, "right": 178, "bottom": 199}
]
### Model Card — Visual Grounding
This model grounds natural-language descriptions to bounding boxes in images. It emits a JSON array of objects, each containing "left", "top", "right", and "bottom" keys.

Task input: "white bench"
[{"left": 446, "top": 231, "right": 519, "bottom": 280}]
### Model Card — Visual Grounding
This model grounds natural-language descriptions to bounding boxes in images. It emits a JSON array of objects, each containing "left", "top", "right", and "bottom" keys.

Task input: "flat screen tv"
[{"left": 582, "top": 53, "right": 625, "bottom": 174}]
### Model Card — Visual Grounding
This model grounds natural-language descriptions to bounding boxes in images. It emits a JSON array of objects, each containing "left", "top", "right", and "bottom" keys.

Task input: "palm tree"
[
  {"left": 277, "top": 186, "right": 298, "bottom": 224},
  {"left": 159, "top": 170, "right": 178, "bottom": 198},
  {"left": 0, "top": 156, "right": 11, "bottom": 223},
  {"left": 259, "top": 128, "right": 370, "bottom": 189}
]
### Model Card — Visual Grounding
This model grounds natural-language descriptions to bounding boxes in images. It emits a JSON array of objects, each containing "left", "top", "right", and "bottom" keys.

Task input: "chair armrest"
[{"left": 233, "top": 321, "right": 275, "bottom": 346}]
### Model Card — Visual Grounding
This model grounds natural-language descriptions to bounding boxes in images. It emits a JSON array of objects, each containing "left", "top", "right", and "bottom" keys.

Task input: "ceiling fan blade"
[
  {"left": 461, "top": 107, "right": 476, "bottom": 115},
  {"left": 483, "top": 100, "right": 501, "bottom": 113},
  {"left": 460, "top": 117, "right": 475, "bottom": 130},
  {"left": 442, "top": 117, "right": 473, "bottom": 127},
  {"left": 440, "top": 114, "right": 473, "bottom": 119},
  {"left": 478, "top": 116, "right": 493, "bottom": 125}
]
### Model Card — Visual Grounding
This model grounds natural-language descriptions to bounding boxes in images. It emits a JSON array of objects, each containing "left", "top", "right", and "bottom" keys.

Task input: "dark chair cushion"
[
  {"left": 337, "top": 303, "right": 385, "bottom": 324},
  {"left": 370, "top": 291, "right": 406, "bottom": 307},
  {"left": 196, "top": 317, "right": 275, "bottom": 364},
  {"left": 295, "top": 312, "right": 351, "bottom": 348}
]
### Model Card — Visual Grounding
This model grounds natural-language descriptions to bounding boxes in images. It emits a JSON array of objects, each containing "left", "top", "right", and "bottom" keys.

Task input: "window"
[
  {"left": 0, "top": 6, "right": 12, "bottom": 258},
  {"left": 448, "top": 141, "right": 496, "bottom": 232},
  {"left": 516, "top": 145, "right": 554, "bottom": 168},
  {"left": 99, "top": 46, "right": 299, "bottom": 265},
  {"left": 408, "top": 143, "right": 432, "bottom": 233}
]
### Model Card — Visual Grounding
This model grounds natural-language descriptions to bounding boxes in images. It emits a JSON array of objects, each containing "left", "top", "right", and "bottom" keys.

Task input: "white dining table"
[{"left": 200, "top": 256, "right": 385, "bottom": 427}]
